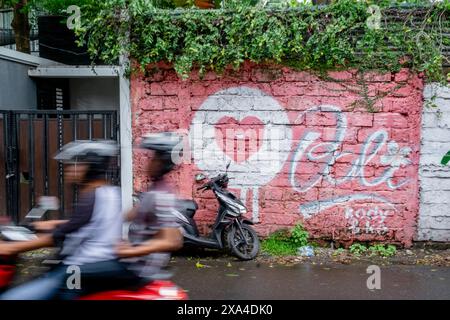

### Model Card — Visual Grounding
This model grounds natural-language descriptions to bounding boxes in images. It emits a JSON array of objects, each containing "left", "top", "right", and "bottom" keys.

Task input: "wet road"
[{"left": 171, "top": 259, "right": 450, "bottom": 300}]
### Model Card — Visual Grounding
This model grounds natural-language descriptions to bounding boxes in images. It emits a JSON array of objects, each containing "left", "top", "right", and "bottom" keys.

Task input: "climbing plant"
[{"left": 71, "top": 0, "right": 448, "bottom": 82}]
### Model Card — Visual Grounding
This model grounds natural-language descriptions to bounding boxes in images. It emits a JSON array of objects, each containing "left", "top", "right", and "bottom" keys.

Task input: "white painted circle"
[{"left": 189, "top": 86, "right": 292, "bottom": 187}]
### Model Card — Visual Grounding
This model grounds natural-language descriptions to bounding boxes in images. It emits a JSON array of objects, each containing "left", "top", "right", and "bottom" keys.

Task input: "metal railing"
[{"left": 0, "top": 110, "right": 119, "bottom": 222}]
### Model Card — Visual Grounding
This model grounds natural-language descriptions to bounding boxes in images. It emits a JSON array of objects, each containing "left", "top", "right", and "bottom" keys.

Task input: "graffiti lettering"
[
  {"left": 290, "top": 105, "right": 410, "bottom": 193},
  {"left": 345, "top": 206, "right": 390, "bottom": 235},
  {"left": 289, "top": 105, "right": 411, "bottom": 218},
  {"left": 189, "top": 87, "right": 414, "bottom": 225}
]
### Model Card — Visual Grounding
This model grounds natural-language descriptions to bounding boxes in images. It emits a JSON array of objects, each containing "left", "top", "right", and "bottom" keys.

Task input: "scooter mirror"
[{"left": 195, "top": 173, "right": 206, "bottom": 182}]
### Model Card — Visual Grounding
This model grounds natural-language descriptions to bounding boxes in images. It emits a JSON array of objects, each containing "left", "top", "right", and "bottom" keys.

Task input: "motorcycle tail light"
[
  {"left": 159, "top": 286, "right": 184, "bottom": 298},
  {"left": 0, "top": 265, "right": 15, "bottom": 288}
]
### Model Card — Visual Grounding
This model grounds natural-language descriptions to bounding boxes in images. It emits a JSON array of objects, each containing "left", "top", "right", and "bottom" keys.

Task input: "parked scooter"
[
  {"left": 0, "top": 209, "right": 187, "bottom": 300},
  {"left": 173, "top": 163, "right": 260, "bottom": 260}
]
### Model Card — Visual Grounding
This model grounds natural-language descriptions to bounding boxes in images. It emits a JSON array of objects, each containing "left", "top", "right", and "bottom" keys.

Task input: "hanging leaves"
[{"left": 70, "top": 0, "right": 449, "bottom": 81}]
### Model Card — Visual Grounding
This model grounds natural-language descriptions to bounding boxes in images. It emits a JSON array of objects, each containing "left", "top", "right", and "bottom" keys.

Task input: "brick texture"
[{"left": 131, "top": 62, "right": 424, "bottom": 246}]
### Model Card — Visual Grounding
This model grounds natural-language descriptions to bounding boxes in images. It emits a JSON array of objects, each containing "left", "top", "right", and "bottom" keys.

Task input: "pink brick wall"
[{"left": 131, "top": 62, "right": 424, "bottom": 246}]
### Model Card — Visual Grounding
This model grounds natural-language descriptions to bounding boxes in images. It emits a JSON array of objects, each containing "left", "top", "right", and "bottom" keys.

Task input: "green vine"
[{"left": 72, "top": 0, "right": 449, "bottom": 83}]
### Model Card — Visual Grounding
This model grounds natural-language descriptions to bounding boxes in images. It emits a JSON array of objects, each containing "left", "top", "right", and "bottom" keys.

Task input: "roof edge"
[{"left": 0, "top": 47, "right": 64, "bottom": 67}]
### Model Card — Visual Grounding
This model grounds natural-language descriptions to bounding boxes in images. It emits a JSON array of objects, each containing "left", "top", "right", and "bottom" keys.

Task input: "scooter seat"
[{"left": 177, "top": 200, "right": 198, "bottom": 218}]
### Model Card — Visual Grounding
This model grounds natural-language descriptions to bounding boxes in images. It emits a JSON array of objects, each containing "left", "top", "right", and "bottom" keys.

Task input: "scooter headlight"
[
  {"left": 231, "top": 201, "right": 247, "bottom": 215},
  {"left": 238, "top": 206, "right": 247, "bottom": 214},
  {"left": 217, "top": 193, "right": 247, "bottom": 216}
]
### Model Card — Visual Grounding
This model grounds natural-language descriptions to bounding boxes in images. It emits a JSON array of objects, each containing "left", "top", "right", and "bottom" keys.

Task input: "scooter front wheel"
[{"left": 227, "top": 224, "right": 260, "bottom": 260}]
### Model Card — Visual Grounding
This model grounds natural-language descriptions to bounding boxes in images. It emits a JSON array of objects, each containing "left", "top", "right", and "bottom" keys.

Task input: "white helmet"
[
  {"left": 140, "top": 132, "right": 182, "bottom": 153},
  {"left": 139, "top": 132, "right": 182, "bottom": 178},
  {"left": 54, "top": 140, "right": 118, "bottom": 163}
]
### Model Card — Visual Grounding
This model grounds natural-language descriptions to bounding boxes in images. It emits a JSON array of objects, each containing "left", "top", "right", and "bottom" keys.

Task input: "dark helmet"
[
  {"left": 140, "top": 132, "right": 182, "bottom": 178},
  {"left": 54, "top": 140, "right": 119, "bottom": 181}
]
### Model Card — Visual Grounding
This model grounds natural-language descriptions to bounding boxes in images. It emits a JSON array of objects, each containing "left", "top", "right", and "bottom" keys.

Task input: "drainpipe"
[
  {"left": 119, "top": 56, "right": 133, "bottom": 215},
  {"left": 118, "top": 8, "right": 133, "bottom": 239}
]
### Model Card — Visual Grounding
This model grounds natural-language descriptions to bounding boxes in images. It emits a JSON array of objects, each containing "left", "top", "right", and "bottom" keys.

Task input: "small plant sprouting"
[
  {"left": 261, "top": 223, "right": 309, "bottom": 256},
  {"left": 349, "top": 243, "right": 367, "bottom": 256},
  {"left": 368, "top": 244, "right": 397, "bottom": 258}
]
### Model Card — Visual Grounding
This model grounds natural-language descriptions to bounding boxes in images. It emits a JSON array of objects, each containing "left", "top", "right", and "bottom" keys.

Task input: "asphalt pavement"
[{"left": 171, "top": 259, "right": 450, "bottom": 300}]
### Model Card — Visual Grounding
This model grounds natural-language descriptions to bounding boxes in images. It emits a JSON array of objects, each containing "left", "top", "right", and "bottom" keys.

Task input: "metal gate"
[{"left": 0, "top": 110, "right": 119, "bottom": 222}]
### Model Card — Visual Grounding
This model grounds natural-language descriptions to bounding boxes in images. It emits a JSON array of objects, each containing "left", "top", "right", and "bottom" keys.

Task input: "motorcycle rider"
[
  {"left": 0, "top": 133, "right": 184, "bottom": 299},
  {"left": 115, "top": 132, "right": 183, "bottom": 281},
  {"left": 0, "top": 140, "right": 123, "bottom": 300},
  {"left": 60, "top": 132, "right": 184, "bottom": 296}
]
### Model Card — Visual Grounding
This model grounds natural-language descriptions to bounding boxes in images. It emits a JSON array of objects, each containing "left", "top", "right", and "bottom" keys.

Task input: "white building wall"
[{"left": 418, "top": 83, "right": 450, "bottom": 241}]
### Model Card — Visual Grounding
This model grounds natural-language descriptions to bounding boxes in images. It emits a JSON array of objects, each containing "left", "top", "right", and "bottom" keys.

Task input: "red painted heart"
[{"left": 214, "top": 116, "right": 265, "bottom": 163}]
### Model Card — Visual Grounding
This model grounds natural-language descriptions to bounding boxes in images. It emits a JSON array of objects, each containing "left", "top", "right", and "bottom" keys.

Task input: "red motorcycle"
[{"left": 0, "top": 225, "right": 187, "bottom": 300}]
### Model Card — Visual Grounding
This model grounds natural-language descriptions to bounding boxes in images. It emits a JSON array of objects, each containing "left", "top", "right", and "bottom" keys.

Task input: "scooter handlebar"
[{"left": 196, "top": 174, "right": 226, "bottom": 191}]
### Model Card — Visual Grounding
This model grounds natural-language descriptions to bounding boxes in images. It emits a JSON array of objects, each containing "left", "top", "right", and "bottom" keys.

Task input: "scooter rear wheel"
[{"left": 227, "top": 224, "right": 260, "bottom": 260}]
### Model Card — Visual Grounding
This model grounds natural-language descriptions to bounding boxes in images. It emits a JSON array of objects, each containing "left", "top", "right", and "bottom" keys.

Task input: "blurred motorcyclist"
[
  {"left": 0, "top": 140, "right": 123, "bottom": 300},
  {"left": 116, "top": 132, "right": 183, "bottom": 280},
  {"left": 0, "top": 133, "right": 184, "bottom": 299}
]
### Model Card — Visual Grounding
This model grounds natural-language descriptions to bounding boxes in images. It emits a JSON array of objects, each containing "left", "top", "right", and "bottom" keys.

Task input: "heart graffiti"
[
  {"left": 214, "top": 116, "right": 265, "bottom": 163},
  {"left": 190, "top": 86, "right": 292, "bottom": 223}
]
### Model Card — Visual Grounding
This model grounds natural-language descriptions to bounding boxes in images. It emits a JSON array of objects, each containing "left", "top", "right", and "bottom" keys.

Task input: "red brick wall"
[{"left": 131, "top": 62, "right": 424, "bottom": 246}]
